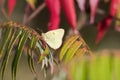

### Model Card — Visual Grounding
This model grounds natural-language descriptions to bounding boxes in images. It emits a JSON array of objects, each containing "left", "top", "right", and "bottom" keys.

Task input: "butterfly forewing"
[{"left": 42, "top": 29, "right": 64, "bottom": 49}]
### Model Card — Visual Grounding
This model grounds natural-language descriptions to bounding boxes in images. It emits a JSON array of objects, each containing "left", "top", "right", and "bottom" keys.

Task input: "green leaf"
[
  {"left": 0, "top": 29, "right": 21, "bottom": 80},
  {"left": 75, "top": 59, "right": 86, "bottom": 80},
  {"left": 0, "top": 27, "right": 12, "bottom": 58},
  {"left": 89, "top": 55, "right": 98, "bottom": 80},
  {"left": 59, "top": 35, "right": 79, "bottom": 61},
  {"left": 74, "top": 48, "right": 86, "bottom": 57},
  {"left": 38, "top": 45, "right": 50, "bottom": 63},
  {"left": 70, "top": 58, "right": 87, "bottom": 80},
  {"left": 98, "top": 54, "right": 111, "bottom": 80},
  {"left": 113, "top": 54, "right": 120, "bottom": 80},
  {"left": 27, "top": 53, "right": 36, "bottom": 74},
  {"left": 27, "top": 36, "right": 37, "bottom": 74},
  {"left": 12, "top": 31, "right": 29, "bottom": 80},
  {"left": 37, "top": 40, "right": 45, "bottom": 53}
]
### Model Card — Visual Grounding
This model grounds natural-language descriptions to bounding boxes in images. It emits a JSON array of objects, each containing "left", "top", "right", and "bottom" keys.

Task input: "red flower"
[
  {"left": 45, "top": 0, "right": 60, "bottom": 30},
  {"left": 95, "top": 15, "right": 112, "bottom": 44},
  {"left": 95, "top": 0, "right": 118, "bottom": 44},
  {"left": 61, "top": 0, "right": 76, "bottom": 30},
  {"left": 45, "top": 0, "right": 77, "bottom": 31},
  {"left": 8, "top": 0, "right": 16, "bottom": 17}
]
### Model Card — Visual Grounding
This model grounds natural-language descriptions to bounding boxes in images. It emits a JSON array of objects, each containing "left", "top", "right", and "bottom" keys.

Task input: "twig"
[
  {"left": 24, "top": 2, "right": 46, "bottom": 24},
  {"left": 23, "top": 4, "right": 31, "bottom": 24}
]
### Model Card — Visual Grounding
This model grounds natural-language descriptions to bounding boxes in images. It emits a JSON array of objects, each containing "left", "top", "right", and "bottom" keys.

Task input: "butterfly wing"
[{"left": 42, "top": 29, "right": 64, "bottom": 49}]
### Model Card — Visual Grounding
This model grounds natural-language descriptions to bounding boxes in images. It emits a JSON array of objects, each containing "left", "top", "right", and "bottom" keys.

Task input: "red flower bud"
[
  {"left": 95, "top": 0, "right": 119, "bottom": 44},
  {"left": 61, "top": 0, "right": 76, "bottom": 30},
  {"left": 8, "top": 0, "right": 16, "bottom": 17},
  {"left": 45, "top": 0, "right": 60, "bottom": 30},
  {"left": 90, "top": 0, "right": 99, "bottom": 24}
]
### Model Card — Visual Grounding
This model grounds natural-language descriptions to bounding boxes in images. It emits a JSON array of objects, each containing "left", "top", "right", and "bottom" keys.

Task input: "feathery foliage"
[{"left": 0, "top": 21, "right": 54, "bottom": 80}]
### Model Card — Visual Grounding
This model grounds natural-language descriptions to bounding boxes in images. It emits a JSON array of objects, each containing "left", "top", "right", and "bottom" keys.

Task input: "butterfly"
[{"left": 42, "top": 29, "right": 65, "bottom": 50}]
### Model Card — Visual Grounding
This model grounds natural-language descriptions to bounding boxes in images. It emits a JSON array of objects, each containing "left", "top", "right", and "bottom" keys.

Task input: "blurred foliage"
[{"left": 53, "top": 51, "right": 120, "bottom": 80}]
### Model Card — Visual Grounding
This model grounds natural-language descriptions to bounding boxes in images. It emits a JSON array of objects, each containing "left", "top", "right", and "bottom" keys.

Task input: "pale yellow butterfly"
[{"left": 42, "top": 29, "right": 65, "bottom": 50}]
